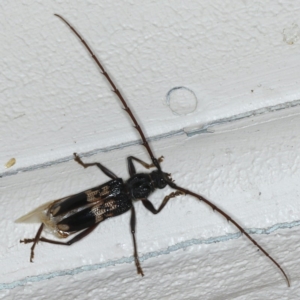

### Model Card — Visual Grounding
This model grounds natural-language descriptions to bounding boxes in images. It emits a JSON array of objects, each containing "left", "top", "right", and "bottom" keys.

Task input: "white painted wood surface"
[{"left": 1, "top": 1, "right": 300, "bottom": 299}]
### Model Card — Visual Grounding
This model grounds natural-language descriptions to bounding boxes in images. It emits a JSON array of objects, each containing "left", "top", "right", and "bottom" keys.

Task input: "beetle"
[{"left": 17, "top": 14, "right": 290, "bottom": 286}]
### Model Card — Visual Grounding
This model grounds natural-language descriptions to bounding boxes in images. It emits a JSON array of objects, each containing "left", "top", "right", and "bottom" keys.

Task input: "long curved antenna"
[
  {"left": 54, "top": 14, "right": 160, "bottom": 171},
  {"left": 168, "top": 181, "right": 290, "bottom": 287}
]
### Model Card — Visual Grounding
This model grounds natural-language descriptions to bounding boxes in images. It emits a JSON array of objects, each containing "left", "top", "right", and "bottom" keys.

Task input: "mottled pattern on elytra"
[{"left": 92, "top": 199, "right": 118, "bottom": 223}]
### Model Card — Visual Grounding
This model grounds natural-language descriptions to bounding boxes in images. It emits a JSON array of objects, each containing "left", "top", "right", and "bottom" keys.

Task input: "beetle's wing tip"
[
  {"left": 15, "top": 212, "right": 43, "bottom": 223},
  {"left": 15, "top": 201, "right": 53, "bottom": 223},
  {"left": 15, "top": 215, "right": 30, "bottom": 223}
]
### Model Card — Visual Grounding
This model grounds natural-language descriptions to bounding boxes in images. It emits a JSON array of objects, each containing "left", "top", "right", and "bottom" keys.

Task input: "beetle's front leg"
[
  {"left": 127, "top": 156, "right": 164, "bottom": 176},
  {"left": 141, "top": 191, "right": 185, "bottom": 214},
  {"left": 73, "top": 153, "right": 117, "bottom": 179}
]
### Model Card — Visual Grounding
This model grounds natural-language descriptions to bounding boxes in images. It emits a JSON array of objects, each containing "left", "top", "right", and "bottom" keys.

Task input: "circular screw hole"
[{"left": 166, "top": 86, "right": 198, "bottom": 115}]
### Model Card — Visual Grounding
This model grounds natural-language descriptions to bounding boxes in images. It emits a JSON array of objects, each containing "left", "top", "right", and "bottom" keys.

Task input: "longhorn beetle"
[{"left": 17, "top": 14, "right": 289, "bottom": 286}]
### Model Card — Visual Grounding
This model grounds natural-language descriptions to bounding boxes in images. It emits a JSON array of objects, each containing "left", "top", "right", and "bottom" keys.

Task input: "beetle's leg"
[
  {"left": 130, "top": 206, "right": 144, "bottom": 276},
  {"left": 23, "top": 223, "right": 44, "bottom": 262},
  {"left": 142, "top": 191, "right": 184, "bottom": 214},
  {"left": 74, "top": 153, "right": 117, "bottom": 179},
  {"left": 127, "top": 156, "right": 164, "bottom": 176},
  {"left": 21, "top": 224, "right": 99, "bottom": 248}
]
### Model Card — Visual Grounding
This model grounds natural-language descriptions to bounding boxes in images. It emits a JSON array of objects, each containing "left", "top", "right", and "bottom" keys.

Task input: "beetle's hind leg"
[
  {"left": 21, "top": 224, "right": 99, "bottom": 261},
  {"left": 20, "top": 223, "right": 44, "bottom": 262},
  {"left": 73, "top": 153, "right": 117, "bottom": 179}
]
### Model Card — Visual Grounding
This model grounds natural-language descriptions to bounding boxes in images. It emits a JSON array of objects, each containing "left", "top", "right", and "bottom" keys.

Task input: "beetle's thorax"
[
  {"left": 126, "top": 173, "right": 154, "bottom": 200},
  {"left": 126, "top": 170, "right": 169, "bottom": 200}
]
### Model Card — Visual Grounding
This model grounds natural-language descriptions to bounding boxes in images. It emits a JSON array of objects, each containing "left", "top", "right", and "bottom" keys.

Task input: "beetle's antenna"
[
  {"left": 54, "top": 14, "right": 161, "bottom": 171},
  {"left": 168, "top": 181, "right": 290, "bottom": 287}
]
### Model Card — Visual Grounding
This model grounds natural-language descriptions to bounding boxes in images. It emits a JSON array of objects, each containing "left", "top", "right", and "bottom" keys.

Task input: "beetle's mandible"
[{"left": 16, "top": 14, "right": 290, "bottom": 286}]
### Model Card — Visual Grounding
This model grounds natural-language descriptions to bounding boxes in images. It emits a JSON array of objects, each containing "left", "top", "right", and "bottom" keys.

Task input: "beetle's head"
[{"left": 150, "top": 170, "right": 172, "bottom": 189}]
